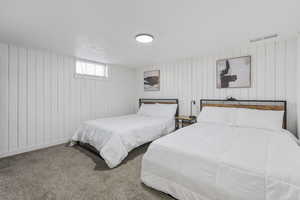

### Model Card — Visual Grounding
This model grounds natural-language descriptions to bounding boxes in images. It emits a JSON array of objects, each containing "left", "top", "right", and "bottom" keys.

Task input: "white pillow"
[
  {"left": 137, "top": 103, "right": 158, "bottom": 116},
  {"left": 155, "top": 103, "right": 178, "bottom": 118},
  {"left": 235, "top": 108, "right": 284, "bottom": 130},
  {"left": 197, "top": 106, "right": 237, "bottom": 125},
  {"left": 138, "top": 103, "right": 177, "bottom": 118}
]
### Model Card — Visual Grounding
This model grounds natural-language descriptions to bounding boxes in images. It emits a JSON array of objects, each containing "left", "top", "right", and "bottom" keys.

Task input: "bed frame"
[
  {"left": 139, "top": 98, "right": 179, "bottom": 117},
  {"left": 200, "top": 99, "right": 287, "bottom": 129}
]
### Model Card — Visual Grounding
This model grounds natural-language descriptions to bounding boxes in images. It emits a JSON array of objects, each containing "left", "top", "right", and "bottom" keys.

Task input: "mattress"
[
  {"left": 71, "top": 114, "right": 174, "bottom": 168},
  {"left": 141, "top": 122, "right": 300, "bottom": 200}
]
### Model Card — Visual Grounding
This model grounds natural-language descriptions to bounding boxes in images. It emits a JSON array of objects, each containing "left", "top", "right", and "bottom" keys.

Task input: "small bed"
[
  {"left": 141, "top": 99, "right": 300, "bottom": 200},
  {"left": 71, "top": 98, "right": 178, "bottom": 168}
]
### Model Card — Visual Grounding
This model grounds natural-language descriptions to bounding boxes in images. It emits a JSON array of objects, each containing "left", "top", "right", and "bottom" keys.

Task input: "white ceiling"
[{"left": 0, "top": 0, "right": 299, "bottom": 67}]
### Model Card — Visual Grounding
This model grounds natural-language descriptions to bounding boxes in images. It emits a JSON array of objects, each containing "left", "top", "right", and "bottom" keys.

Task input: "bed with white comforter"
[
  {"left": 142, "top": 122, "right": 300, "bottom": 200},
  {"left": 72, "top": 102, "right": 177, "bottom": 168},
  {"left": 141, "top": 106, "right": 300, "bottom": 200}
]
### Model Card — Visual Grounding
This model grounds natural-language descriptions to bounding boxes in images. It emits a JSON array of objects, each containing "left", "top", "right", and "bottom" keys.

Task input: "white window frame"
[{"left": 74, "top": 59, "right": 110, "bottom": 80}]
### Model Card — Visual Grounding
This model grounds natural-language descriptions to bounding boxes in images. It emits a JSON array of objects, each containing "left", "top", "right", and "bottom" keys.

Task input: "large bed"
[
  {"left": 71, "top": 98, "right": 178, "bottom": 168},
  {"left": 141, "top": 99, "right": 300, "bottom": 200}
]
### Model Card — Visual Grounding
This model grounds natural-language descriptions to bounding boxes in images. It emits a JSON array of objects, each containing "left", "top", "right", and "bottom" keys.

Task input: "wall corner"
[{"left": 296, "top": 34, "right": 300, "bottom": 137}]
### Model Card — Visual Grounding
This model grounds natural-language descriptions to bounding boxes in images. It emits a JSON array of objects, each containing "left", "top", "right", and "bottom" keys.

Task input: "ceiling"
[{"left": 0, "top": 0, "right": 299, "bottom": 67}]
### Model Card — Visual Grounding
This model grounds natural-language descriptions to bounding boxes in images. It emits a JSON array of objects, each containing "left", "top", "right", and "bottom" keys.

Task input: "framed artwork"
[
  {"left": 216, "top": 56, "right": 251, "bottom": 88},
  {"left": 144, "top": 70, "right": 160, "bottom": 91}
]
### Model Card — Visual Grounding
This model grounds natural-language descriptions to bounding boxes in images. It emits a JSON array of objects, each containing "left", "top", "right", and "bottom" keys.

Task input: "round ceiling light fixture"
[{"left": 135, "top": 33, "right": 154, "bottom": 43}]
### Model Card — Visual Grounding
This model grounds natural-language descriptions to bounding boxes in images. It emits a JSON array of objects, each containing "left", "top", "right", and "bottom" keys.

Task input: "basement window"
[{"left": 75, "top": 59, "right": 109, "bottom": 79}]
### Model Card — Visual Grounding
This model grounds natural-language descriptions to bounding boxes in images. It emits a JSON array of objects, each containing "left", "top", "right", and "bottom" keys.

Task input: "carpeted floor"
[{"left": 0, "top": 144, "right": 173, "bottom": 200}]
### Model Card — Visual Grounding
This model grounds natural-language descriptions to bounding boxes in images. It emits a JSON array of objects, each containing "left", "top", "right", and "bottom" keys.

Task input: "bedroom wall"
[
  {"left": 297, "top": 35, "right": 300, "bottom": 135},
  {"left": 137, "top": 38, "right": 298, "bottom": 134},
  {"left": 0, "top": 43, "right": 137, "bottom": 158}
]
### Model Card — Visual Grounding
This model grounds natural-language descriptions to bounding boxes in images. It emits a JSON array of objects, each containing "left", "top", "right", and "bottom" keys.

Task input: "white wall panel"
[
  {"left": 8, "top": 45, "right": 19, "bottom": 151},
  {"left": 18, "top": 47, "right": 27, "bottom": 148},
  {"left": 297, "top": 35, "right": 300, "bottom": 135},
  {"left": 27, "top": 49, "right": 37, "bottom": 147},
  {"left": 137, "top": 39, "right": 298, "bottom": 134},
  {"left": 286, "top": 39, "right": 297, "bottom": 135},
  {"left": 0, "top": 43, "right": 137, "bottom": 158},
  {"left": 0, "top": 44, "right": 9, "bottom": 154}
]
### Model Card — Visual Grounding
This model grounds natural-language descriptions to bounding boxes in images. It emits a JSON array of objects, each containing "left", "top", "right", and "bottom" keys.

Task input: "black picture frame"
[{"left": 216, "top": 56, "right": 251, "bottom": 88}]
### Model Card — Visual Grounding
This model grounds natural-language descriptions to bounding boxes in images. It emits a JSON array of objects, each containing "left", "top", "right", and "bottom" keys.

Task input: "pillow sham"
[
  {"left": 155, "top": 103, "right": 178, "bottom": 118},
  {"left": 235, "top": 108, "right": 284, "bottom": 131},
  {"left": 197, "top": 106, "right": 237, "bottom": 125},
  {"left": 137, "top": 103, "right": 158, "bottom": 116},
  {"left": 138, "top": 103, "right": 177, "bottom": 118}
]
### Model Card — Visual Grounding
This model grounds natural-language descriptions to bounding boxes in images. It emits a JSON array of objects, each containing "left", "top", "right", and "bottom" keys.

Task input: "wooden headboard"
[
  {"left": 200, "top": 99, "right": 287, "bottom": 129},
  {"left": 139, "top": 98, "right": 179, "bottom": 117}
]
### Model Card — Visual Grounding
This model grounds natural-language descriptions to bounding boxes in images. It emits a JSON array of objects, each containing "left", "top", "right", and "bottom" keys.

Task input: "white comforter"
[
  {"left": 72, "top": 114, "right": 174, "bottom": 168},
  {"left": 141, "top": 122, "right": 300, "bottom": 200}
]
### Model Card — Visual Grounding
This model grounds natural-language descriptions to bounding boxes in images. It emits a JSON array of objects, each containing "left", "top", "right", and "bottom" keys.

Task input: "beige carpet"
[{"left": 0, "top": 144, "right": 173, "bottom": 200}]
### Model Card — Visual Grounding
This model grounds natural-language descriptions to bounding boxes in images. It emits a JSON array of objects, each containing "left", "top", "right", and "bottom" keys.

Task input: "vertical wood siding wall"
[
  {"left": 137, "top": 39, "right": 297, "bottom": 134},
  {"left": 0, "top": 43, "right": 137, "bottom": 158},
  {"left": 297, "top": 35, "right": 300, "bottom": 135}
]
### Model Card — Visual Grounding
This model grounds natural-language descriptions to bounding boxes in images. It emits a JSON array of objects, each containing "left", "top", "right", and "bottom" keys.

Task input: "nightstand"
[{"left": 175, "top": 115, "right": 197, "bottom": 129}]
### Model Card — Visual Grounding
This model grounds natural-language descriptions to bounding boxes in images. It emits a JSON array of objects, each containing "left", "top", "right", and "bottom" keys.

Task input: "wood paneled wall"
[
  {"left": 0, "top": 43, "right": 137, "bottom": 158},
  {"left": 137, "top": 39, "right": 297, "bottom": 134},
  {"left": 297, "top": 35, "right": 300, "bottom": 135}
]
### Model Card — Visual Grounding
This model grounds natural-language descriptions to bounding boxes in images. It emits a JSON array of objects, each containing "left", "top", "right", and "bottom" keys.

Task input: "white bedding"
[
  {"left": 141, "top": 122, "right": 300, "bottom": 200},
  {"left": 72, "top": 114, "right": 174, "bottom": 168}
]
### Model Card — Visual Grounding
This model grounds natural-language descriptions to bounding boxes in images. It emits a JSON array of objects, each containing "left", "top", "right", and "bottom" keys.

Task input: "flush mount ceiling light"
[{"left": 135, "top": 34, "right": 154, "bottom": 43}]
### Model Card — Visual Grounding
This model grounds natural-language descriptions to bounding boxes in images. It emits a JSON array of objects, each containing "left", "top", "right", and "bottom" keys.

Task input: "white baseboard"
[{"left": 0, "top": 138, "right": 70, "bottom": 159}]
